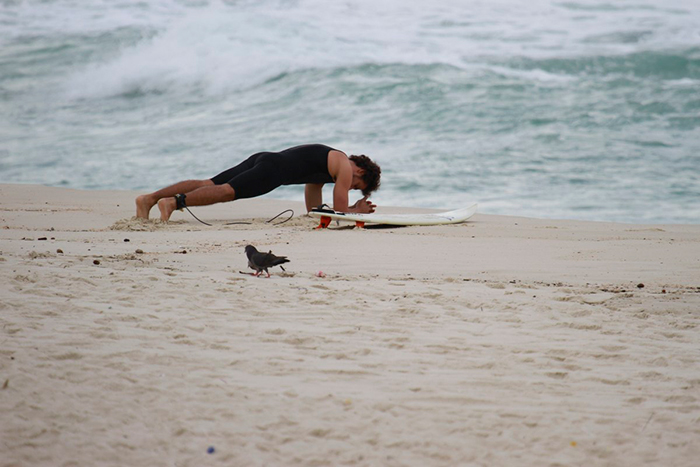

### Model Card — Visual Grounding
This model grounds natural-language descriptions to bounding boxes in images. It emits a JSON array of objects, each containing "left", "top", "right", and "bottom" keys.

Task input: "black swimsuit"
[{"left": 210, "top": 144, "right": 337, "bottom": 199}]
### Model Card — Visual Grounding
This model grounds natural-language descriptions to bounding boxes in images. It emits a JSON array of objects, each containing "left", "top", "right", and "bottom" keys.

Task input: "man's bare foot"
[
  {"left": 135, "top": 194, "right": 156, "bottom": 219},
  {"left": 157, "top": 197, "right": 176, "bottom": 222}
]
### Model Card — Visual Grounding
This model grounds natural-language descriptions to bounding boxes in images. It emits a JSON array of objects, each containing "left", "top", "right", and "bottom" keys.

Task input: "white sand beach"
[{"left": 1, "top": 184, "right": 699, "bottom": 467}]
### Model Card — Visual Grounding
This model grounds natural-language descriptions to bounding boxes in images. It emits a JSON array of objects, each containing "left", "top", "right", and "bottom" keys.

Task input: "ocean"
[{"left": 1, "top": 0, "right": 699, "bottom": 224}]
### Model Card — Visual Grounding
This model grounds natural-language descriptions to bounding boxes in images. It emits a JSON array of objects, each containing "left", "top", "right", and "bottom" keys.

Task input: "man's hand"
[{"left": 349, "top": 196, "right": 376, "bottom": 214}]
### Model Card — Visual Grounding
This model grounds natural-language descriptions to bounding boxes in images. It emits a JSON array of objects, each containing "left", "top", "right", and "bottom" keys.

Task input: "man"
[{"left": 135, "top": 144, "right": 381, "bottom": 221}]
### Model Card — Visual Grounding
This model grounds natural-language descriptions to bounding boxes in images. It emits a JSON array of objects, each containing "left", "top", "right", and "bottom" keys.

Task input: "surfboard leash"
[{"left": 182, "top": 206, "right": 294, "bottom": 226}]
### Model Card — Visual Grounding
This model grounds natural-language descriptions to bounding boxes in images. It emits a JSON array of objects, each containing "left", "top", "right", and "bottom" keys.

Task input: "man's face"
[{"left": 351, "top": 170, "right": 367, "bottom": 192}]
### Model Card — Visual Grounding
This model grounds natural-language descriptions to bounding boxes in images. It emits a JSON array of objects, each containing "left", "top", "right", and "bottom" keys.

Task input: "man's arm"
[
  {"left": 332, "top": 170, "right": 351, "bottom": 212},
  {"left": 327, "top": 150, "right": 352, "bottom": 212},
  {"left": 333, "top": 182, "right": 377, "bottom": 213},
  {"left": 304, "top": 183, "right": 324, "bottom": 212},
  {"left": 327, "top": 150, "right": 376, "bottom": 213}
]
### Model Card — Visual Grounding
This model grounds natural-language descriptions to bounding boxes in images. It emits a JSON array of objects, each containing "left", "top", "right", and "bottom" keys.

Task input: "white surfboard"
[{"left": 309, "top": 203, "right": 477, "bottom": 228}]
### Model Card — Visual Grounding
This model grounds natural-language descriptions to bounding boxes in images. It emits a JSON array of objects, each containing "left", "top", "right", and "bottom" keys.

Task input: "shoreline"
[
  {"left": 2, "top": 184, "right": 699, "bottom": 466},
  {"left": 3, "top": 184, "right": 699, "bottom": 287}
]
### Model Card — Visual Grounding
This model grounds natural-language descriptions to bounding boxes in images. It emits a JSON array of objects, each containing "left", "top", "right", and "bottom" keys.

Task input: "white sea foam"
[
  {"left": 61, "top": 1, "right": 462, "bottom": 98},
  {"left": 56, "top": 0, "right": 700, "bottom": 99}
]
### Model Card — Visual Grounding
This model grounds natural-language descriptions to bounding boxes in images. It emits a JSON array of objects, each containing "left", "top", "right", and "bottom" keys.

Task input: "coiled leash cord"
[
  {"left": 173, "top": 193, "right": 294, "bottom": 226},
  {"left": 183, "top": 206, "right": 294, "bottom": 226}
]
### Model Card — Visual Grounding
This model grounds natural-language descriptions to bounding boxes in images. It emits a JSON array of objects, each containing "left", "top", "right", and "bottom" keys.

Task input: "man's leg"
[
  {"left": 145, "top": 152, "right": 278, "bottom": 220},
  {"left": 157, "top": 184, "right": 236, "bottom": 221},
  {"left": 135, "top": 179, "right": 214, "bottom": 219}
]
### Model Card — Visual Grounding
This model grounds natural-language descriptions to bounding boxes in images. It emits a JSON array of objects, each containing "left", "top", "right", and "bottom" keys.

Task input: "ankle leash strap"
[{"left": 174, "top": 193, "right": 187, "bottom": 210}]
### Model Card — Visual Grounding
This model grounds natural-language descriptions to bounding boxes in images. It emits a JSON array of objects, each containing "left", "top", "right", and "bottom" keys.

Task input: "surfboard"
[{"left": 309, "top": 203, "right": 477, "bottom": 228}]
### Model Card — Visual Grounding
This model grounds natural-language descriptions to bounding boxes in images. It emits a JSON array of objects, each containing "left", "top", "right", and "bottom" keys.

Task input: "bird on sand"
[{"left": 244, "top": 245, "right": 290, "bottom": 277}]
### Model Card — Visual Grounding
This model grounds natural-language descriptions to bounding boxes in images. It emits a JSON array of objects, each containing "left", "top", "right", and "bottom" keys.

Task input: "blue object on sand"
[{"left": 207, "top": 446, "right": 215, "bottom": 454}]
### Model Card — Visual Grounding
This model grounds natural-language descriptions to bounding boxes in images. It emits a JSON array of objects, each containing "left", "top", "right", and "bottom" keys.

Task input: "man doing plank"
[{"left": 135, "top": 144, "right": 381, "bottom": 221}]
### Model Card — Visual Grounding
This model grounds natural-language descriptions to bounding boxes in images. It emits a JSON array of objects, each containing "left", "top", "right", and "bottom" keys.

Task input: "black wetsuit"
[{"left": 210, "top": 144, "right": 337, "bottom": 199}]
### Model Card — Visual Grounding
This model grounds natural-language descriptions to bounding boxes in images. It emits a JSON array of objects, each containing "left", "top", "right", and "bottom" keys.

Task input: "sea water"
[{"left": 1, "top": 0, "right": 699, "bottom": 224}]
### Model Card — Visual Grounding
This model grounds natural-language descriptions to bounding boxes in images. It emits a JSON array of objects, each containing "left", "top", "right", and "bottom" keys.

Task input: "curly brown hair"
[{"left": 349, "top": 154, "right": 381, "bottom": 196}]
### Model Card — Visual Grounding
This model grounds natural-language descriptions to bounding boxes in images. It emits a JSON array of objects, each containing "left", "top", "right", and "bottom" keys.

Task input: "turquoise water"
[{"left": 1, "top": 0, "right": 699, "bottom": 223}]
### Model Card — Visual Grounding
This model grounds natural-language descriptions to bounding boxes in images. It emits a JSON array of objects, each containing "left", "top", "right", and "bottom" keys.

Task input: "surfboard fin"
[{"left": 315, "top": 216, "right": 332, "bottom": 229}]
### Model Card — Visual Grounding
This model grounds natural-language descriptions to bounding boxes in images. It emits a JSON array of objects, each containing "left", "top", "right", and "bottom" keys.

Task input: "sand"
[{"left": 1, "top": 183, "right": 699, "bottom": 467}]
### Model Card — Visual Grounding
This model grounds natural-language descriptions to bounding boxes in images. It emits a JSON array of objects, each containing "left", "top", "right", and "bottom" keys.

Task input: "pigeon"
[{"left": 244, "top": 245, "right": 290, "bottom": 277}]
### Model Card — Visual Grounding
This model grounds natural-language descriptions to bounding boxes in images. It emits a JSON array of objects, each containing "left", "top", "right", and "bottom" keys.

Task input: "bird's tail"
[{"left": 273, "top": 257, "right": 290, "bottom": 266}]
